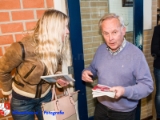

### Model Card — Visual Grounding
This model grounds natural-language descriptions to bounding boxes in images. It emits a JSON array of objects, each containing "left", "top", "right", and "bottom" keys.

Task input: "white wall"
[
  {"left": 53, "top": 0, "right": 67, "bottom": 14},
  {"left": 109, "top": 0, "right": 152, "bottom": 32}
]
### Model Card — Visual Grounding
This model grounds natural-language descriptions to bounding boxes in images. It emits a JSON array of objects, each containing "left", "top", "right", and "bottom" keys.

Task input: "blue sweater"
[{"left": 86, "top": 41, "right": 153, "bottom": 112}]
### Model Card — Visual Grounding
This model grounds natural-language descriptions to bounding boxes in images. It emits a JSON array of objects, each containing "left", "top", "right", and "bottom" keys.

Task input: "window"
[{"left": 122, "top": 0, "right": 133, "bottom": 7}]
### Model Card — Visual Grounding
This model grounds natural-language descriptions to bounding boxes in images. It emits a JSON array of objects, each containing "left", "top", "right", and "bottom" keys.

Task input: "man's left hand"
[{"left": 110, "top": 86, "right": 125, "bottom": 99}]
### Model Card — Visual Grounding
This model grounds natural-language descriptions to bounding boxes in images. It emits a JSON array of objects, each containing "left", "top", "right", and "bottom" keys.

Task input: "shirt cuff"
[{"left": 123, "top": 87, "right": 131, "bottom": 97}]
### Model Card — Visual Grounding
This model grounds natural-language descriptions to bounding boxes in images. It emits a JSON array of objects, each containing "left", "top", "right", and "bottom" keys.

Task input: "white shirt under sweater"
[{"left": 86, "top": 41, "right": 153, "bottom": 112}]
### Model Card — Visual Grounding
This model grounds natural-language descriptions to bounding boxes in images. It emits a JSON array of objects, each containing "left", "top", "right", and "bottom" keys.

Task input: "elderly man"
[{"left": 82, "top": 13, "right": 153, "bottom": 120}]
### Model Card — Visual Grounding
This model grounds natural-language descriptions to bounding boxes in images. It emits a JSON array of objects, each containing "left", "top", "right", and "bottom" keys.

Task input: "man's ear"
[{"left": 122, "top": 26, "right": 126, "bottom": 36}]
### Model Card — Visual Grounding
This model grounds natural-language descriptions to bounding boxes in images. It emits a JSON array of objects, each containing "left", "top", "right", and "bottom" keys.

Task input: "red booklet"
[{"left": 92, "top": 84, "right": 111, "bottom": 92}]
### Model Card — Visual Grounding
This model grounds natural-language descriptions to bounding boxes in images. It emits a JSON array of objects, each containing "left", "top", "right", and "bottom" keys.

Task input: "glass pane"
[{"left": 108, "top": 0, "right": 134, "bottom": 43}]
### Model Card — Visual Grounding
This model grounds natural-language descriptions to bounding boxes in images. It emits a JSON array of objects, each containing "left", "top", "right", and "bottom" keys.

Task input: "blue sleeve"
[{"left": 123, "top": 53, "right": 154, "bottom": 100}]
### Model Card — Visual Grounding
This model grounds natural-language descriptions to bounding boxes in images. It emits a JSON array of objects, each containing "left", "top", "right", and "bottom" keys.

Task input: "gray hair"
[{"left": 99, "top": 13, "right": 125, "bottom": 31}]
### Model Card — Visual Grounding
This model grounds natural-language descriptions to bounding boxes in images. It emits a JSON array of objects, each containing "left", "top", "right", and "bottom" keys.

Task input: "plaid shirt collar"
[{"left": 106, "top": 39, "right": 126, "bottom": 55}]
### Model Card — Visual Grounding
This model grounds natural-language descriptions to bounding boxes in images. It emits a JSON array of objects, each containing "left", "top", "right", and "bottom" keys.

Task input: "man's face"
[{"left": 101, "top": 18, "right": 126, "bottom": 52}]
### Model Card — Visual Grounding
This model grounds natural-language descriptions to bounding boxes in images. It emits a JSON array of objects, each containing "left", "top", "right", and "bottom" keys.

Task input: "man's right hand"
[{"left": 82, "top": 70, "right": 93, "bottom": 83}]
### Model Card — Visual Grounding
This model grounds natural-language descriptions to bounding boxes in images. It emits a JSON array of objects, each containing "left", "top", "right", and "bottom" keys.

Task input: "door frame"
[{"left": 67, "top": 0, "right": 88, "bottom": 120}]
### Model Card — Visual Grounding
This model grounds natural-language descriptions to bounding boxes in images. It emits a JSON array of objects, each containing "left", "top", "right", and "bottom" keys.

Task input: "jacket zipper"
[{"left": 24, "top": 65, "right": 36, "bottom": 79}]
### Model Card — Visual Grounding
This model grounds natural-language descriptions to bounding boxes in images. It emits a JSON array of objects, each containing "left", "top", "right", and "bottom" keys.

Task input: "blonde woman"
[{"left": 0, "top": 9, "right": 70, "bottom": 120}]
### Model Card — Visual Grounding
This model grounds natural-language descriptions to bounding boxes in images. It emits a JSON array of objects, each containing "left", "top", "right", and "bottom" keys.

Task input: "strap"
[
  {"left": 51, "top": 85, "right": 56, "bottom": 100},
  {"left": 51, "top": 85, "right": 71, "bottom": 101},
  {"left": 12, "top": 42, "right": 25, "bottom": 88},
  {"left": 18, "top": 42, "right": 25, "bottom": 60},
  {"left": 35, "top": 80, "right": 46, "bottom": 98}
]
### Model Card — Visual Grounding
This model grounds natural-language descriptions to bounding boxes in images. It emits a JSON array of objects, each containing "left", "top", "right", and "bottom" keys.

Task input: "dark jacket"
[
  {"left": 0, "top": 36, "right": 53, "bottom": 98},
  {"left": 151, "top": 25, "right": 160, "bottom": 69}
]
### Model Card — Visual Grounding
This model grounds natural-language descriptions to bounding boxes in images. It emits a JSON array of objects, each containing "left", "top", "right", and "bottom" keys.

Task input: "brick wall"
[
  {"left": 80, "top": 0, "right": 156, "bottom": 119},
  {"left": 0, "top": 0, "right": 54, "bottom": 119},
  {"left": 0, "top": 0, "right": 54, "bottom": 57}
]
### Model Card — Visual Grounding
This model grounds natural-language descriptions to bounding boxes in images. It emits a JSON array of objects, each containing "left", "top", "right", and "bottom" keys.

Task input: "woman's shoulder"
[
  {"left": 15, "top": 35, "right": 37, "bottom": 57},
  {"left": 19, "top": 35, "right": 37, "bottom": 49},
  {"left": 20, "top": 35, "right": 34, "bottom": 44}
]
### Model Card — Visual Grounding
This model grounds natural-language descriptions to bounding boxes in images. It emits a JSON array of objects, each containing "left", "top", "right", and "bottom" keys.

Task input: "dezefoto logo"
[{"left": 0, "top": 102, "right": 10, "bottom": 116}]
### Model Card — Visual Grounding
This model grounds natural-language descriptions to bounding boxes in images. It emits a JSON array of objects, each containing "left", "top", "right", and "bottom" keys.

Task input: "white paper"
[{"left": 41, "top": 74, "right": 75, "bottom": 83}]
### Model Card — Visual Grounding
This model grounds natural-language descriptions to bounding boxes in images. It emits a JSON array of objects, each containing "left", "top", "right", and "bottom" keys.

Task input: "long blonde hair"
[{"left": 33, "top": 9, "right": 69, "bottom": 74}]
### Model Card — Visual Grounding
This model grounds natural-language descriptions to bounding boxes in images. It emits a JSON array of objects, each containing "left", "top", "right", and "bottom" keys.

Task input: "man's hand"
[
  {"left": 82, "top": 70, "right": 93, "bottom": 83},
  {"left": 110, "top": 86, "right": 125, "bottom": 99}
]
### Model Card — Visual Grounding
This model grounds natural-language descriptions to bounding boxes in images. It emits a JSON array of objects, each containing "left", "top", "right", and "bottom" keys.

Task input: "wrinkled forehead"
[{"left": 102, "top": 18, "right": 122, "bottom": 29}]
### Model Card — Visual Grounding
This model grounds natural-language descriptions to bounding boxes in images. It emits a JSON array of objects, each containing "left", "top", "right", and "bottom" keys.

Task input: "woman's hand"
[
  {"left": 2, "top": 94, "right": 12, "bottom": 103},
  {"left": 56, "top": 79, "right": 69, "bottom": 88}
]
